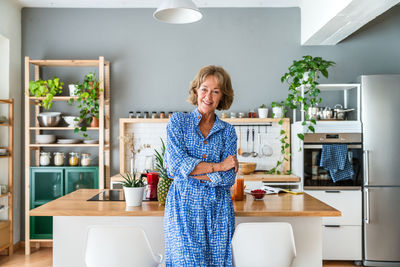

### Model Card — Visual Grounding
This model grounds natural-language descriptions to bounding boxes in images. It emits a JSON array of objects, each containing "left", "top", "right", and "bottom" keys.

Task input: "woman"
[{"left": 164, "top": 65, "right": 238, "bottom": 266}]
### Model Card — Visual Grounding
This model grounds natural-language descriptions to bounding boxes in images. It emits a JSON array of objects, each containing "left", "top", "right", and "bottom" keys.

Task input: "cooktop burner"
[{"left": 87, "top": 190, "right": 125, "bottom": 201}]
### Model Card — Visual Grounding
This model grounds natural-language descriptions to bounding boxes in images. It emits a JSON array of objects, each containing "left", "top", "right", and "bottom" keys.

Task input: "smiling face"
[{"left": 197, "top": 75, "right": 223, "bottom": 115}]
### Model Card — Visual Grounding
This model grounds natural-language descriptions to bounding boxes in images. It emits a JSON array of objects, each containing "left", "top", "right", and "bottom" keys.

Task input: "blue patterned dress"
[{"left": 164, "top": 108, "right": 237, "bottom": 267}]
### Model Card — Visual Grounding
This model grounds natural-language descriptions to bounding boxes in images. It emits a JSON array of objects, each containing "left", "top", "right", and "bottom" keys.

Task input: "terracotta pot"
[{"left": 90, "top": 116, "right": 99, "bottom": 127}]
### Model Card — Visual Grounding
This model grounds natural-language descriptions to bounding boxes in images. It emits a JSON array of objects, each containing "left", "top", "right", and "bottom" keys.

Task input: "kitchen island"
[{"left": 30, "top": 189, "right": 340, "bottom": 267}]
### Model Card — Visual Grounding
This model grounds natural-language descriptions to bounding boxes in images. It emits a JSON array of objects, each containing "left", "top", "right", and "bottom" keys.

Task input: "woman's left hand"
[{"left": 233, "top": 155, "right": 239, "bottom": 173}]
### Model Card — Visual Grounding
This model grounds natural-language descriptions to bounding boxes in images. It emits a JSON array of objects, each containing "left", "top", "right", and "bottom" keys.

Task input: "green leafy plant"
[
  {"left": 154, "top": 138, "right": 168, "bottom": 179},
  {"left": 259, "top": 104, "right": 267, "bottom": 108},
  {"left": 281, "top": 55, "right": 335, "bottom": 140},
  {"left": 271, "top": 101, "right": 287, "bottom": 118},
  {"left": 68, "top": 72, "right": 101, "bottom": 137},
  {"left": 29, "top": 77, "right": 64, "bottom": 109},
  {"left": 120, "top": 171, "right": 145, "bottom": 188}
]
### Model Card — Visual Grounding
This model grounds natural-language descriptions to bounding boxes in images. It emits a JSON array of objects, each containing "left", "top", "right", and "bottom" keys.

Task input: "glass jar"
[
  {"left": 39, "top": 152, "right": 51, "bottom": 166},
  {"left": 69, "top": 152, "right": 79, "bottom": 166},
  {"left": 143, "top": 112, "right": 149, "bottom": 118},
  {"left": 168, "top": 112, "right": 173, "bottom": 118},
  {"left": 135, "top": 111, "right": 141, "bottom": 118},
  {"left": 238, "top": 112, "right": 245, "bottom": 118},
  {"left": 151, "top": 111, "right": 157, "bottom": 119},
  {"left": 54, "top": 152, "right": 65, "bottom": 166},
  {"left": 221, "top": 112, "right": 228, "bottom": 119},
  {"left": 230, "top": 112, "right": 237, "bottom": 118},
  {"left": 248, "top": 109, "right": 256, "bottom": 118},
  {"left": 81, "top": 153, "right": 91, "bottom": 166},
  {"left": 159, "top": 112, "right": 166, "bottom": 119},
  {"left": 128, "top": 111, "right": 134, "bottom": 118}
]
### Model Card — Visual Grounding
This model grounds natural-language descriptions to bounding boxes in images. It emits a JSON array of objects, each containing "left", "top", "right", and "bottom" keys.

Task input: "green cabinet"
[{"left": 30, "top": 166, "right": 99, "bottom": 239}]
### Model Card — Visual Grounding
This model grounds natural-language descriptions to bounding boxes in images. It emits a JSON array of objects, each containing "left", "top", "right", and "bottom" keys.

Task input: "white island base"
[{"left": 53, "top": 216, "right": 322, "bottom": 267}]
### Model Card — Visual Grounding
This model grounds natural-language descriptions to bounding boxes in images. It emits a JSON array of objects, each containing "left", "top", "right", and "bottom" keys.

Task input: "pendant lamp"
[{"left": 153, "top": 0, "right": 202, "bottom": 24}]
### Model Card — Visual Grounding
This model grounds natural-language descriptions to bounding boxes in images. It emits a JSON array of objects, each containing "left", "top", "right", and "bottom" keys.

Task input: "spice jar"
[
  {"left": 230, "top": 112, "right": 237, "bottom": 118},
  {"left": 69, "top": 152, "right": 79, "bottom": 166},
  {"left": 151, "top": 111, "right": 157, "bottom": 119},
  {"left": 128, "top": 111, "right": 134, "bottom": 118},
  {"left": 143, "top": 112, "right": 149, "bottom": 118},
  {"left": 39, "top": 152, "right": 51, "bottom": 166},
  {"left": 54, "top": 152, "right": 65, "bottom": 166},
  {"left": 159, "top": 112, "right": 166, "bottom": 119},
  {"left": 168, "top": 112, "right": 173, "bottom": 118},
  {"left": 81, "top": 153, "right": 91, "bottom": 166},
  {"left": 238, "top": 112, "right": 245, "bottom": 118},
  {"left": 135, "top": 111, "right": 141, "bottom": 118},
  {"left": 221, "top": 112, "right": 228, "bottom": 119},
  {"left": 248, "top": 109, "right": 256, "bottom": 118}
]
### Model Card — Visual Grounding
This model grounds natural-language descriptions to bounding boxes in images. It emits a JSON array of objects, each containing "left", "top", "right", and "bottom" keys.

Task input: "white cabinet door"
[
  {"left": 305, "top": 190, "right": 361, "bottom": 225},
  {"left": 322, "top": 225, "right": 362, "bottom": 260}
]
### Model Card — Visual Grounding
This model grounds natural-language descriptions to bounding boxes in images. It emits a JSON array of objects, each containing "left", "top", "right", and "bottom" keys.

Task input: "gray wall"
[{"left": 22, "top": 6, "right": 400, "bottom": 176}]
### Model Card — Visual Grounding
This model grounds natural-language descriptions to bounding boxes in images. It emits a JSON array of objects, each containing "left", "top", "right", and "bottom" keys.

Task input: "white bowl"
[
  {"left": 36, "top": 134, "right": 56, "bottom": 144},
  {"left": 63, "top": 116, "right": 81, "bottom": 127}
]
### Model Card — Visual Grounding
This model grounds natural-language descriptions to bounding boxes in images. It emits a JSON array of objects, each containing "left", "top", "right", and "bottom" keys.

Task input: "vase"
[{"left": 123, "top": 186, "right": 145, "bottom": 206}]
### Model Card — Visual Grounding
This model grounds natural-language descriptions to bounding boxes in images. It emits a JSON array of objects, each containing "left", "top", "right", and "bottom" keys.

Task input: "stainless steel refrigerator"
[{"left": 361, "top": 75, "right": 400, "bottom": 266}]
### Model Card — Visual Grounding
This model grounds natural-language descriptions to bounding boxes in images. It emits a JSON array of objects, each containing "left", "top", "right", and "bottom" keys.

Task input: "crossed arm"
[{"left": 189, "top": 156, "right": 239, "bottom": 181}]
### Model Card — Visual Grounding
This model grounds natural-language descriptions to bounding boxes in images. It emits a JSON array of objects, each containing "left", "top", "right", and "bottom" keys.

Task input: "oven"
[{"left": 303, "top": 133, "right": 363, "bottom": 188}]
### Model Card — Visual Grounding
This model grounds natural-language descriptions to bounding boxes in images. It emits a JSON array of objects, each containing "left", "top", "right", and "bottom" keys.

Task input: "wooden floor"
[{"left": 0, "top": 247, "right": 361, "bottom": 266}]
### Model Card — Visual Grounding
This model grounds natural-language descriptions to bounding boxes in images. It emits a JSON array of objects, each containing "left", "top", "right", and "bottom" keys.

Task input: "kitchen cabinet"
[
  {"left": 30, "top": 167, "right": 99, "bottom": 239},
  {"left": 305, "top": 189, "right": 362, "bottom": 261}
]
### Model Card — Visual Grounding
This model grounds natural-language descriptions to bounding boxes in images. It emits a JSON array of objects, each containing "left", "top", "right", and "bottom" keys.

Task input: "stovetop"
[{"left": 87, "top": 190, "right": 125, "bottom": 201}]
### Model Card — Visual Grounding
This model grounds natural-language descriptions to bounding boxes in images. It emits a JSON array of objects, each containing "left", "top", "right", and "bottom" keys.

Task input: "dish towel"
[{"left": 319, "top": 144, "right": 354, "bottom": 183}]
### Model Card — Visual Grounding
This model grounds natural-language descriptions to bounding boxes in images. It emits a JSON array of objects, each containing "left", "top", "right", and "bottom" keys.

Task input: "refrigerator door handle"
[
  {"left": 364, "top": 150, "right": 369, "bottom": 186},
  {"left": 364, "top": 188, "right": 370, "bottom": 224}
]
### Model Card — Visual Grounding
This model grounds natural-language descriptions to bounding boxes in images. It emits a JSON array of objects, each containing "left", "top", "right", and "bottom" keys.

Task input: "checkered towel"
[{"left": 320, "top": 144, "right": 354, "bottom": 183}]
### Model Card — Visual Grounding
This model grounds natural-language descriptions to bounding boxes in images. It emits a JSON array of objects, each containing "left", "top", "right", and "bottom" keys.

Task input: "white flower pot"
[
  {"left": 123, "top": 186, "right": 145, "bottom": 207},
  {"left": 258, "top": 108, "right": 268, "bottom": 118},
  {"left": 272, "top": 107, "right": 284, "bottom": 118},
  {"left": 69, "top": 84, "right": 78, "bottom": 96}
]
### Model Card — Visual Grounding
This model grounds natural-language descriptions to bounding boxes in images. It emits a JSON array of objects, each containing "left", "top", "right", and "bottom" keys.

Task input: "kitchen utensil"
[
  {"left": 239, "top": 162, "right": 257, "bottom": 175},
  {"left": 251, "top": 128, "right": 258, "bottom": 157},
  {"left": 140, "top": 172, "right": 159, "bottom": 201},
  {"left": 36, "top": 134, "right": 56, "bottom": 144},
  {"left": 257, "top": 126, "right": 262, "bottom": 158},
  {"left": 307, "top": 107, "right": 320, "bottom": 120},
  {"left": 237, "top": 127, "right": 243, "bottom": 155},
  {"left": 261, "top": 125, "right": 273, "bottom": 157},
  {"left": 320, "top": 107, "right": 334, "bottom": 120},
  {"left": 241, "top": 128, "right": 251, "bottom": 157},
  {"left": 57, "top": 138, "right": 82, "bottom": 144},
  {"left": 333, "top": 104, "right": 355, "bottom": 120},
  {"left": 37, "top": 112, "right": 61, "bottom": 127}
]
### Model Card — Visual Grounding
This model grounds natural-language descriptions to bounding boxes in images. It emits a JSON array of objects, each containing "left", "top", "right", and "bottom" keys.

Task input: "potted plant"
[
  {"left": 281, "top": 55, "right": 335, "bottom": 140},
  {"left": 258, "top": 104, "right": 268, "bottom": 118},
  {"left": 68, "top": 72, "right": 101, "bottom": 137},
  {"left": 121, "top": 171, "right": 146, "bottom": 207},
  {"left": 29, "top": 77, "right": 64, "bottom": 109},
  {"left": 271, "top": 101, "right": 286, "bottom": 118},
  {"left": 154, "top": 138, "right": 173, "bottom": 205}
]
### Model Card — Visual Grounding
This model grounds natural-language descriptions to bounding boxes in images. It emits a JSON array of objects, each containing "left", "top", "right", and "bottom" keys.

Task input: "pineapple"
[{"left": 154, "top": 138, "right": 173, "bottom": 205}]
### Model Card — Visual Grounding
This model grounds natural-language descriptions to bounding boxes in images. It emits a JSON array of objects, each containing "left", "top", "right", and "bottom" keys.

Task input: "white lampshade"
[{"left": 153, "top": 0, "right": 202, "bottom": 24}]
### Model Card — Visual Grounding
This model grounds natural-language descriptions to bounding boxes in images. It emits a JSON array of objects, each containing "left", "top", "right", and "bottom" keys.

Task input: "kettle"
[{"left": 140, "top": 172, "right": 159, "bottom": 201}]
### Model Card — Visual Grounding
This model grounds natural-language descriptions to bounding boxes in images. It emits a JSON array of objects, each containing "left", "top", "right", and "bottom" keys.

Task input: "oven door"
[{"left": 303, "top": 144, "right": 363, "bottom": 188}]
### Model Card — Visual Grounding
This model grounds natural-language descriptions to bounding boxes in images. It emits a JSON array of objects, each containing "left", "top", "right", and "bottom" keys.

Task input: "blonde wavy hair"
[{"left": 187, "top": 65, "right": 234, "bottom": 110}]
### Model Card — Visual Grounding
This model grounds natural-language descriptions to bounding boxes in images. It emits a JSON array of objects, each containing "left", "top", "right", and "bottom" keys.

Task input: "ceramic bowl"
[
  {"left": 239, "top": 162, "right": 257, "bottom": 175},
  {"left": 250, "top": 189, "right": 266, "bottom": 200},
  {"left": 63, "top": 116, "right": 81, "bottom": 127},
  {"left": 36, "top": 134, "right": 56, "bottom": 144}
]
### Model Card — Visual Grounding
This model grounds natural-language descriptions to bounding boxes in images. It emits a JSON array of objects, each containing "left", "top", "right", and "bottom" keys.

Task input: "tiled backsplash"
[{"left": 123, "top": 121, "right": 285, "bottom": 173}]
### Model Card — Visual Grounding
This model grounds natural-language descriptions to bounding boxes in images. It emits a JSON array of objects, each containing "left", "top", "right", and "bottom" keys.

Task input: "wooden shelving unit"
[
  {"left": 24, "top": 57, "right": 110, "bottom": 255},
  {"left": 0, "top": 99, "right": 14, "bottom": 256}
]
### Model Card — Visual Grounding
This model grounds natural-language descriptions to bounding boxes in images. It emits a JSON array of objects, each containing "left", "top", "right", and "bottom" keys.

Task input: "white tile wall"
[{"left": 123, "top": 121, "right": 285, "bottom": 173}]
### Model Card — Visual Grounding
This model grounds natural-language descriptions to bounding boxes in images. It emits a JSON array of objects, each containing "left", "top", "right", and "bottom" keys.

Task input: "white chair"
[
  {"left": 84, "top": 225, "right": 163, "bottom": 267},
  {"left": 232, "top": 222, "right": 296, "bottom": 267}
]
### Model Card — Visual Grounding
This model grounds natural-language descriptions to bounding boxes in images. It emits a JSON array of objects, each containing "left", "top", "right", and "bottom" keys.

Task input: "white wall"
[{"left": 0, "top": 0, "right": 22, "bottom": 245}]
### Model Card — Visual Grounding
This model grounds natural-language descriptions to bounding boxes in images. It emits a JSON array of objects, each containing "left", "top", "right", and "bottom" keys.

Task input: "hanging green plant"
[
  {"left": 281, "top": 55, "right": 335, "bottom": 140},
  {"left": 29, "top": 77, "right": 64, "bottom": 109},
  {"left": 68, "top": 72, "right": 101, "bottom": 138},
  {"left": 268, "top": 119, "right": 291, "bottom": 175}
]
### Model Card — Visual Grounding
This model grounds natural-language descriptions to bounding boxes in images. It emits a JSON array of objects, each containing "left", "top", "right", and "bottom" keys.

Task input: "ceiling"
[{"left": 15, "top": 0, "right": 400, "bottom": 45}]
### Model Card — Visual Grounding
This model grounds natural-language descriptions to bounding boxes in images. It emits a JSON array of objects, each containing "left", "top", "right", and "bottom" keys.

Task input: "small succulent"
[
  {"left": 259, "top": 104, "right": 267, "bottom": 108},
  {"left": 120, "top": 171, "right": 145, "bottom": 188}
]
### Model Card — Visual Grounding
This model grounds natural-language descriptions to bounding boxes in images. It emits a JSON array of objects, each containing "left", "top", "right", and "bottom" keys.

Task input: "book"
[{"left": 262, "top": 186, "right": 303, "bottom": 195}]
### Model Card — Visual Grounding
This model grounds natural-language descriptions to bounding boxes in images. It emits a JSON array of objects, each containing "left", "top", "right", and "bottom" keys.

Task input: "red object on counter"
[
  {"left": 248, "top": 111, "right": 256, "bottom": 118},
  {"left": 141, "top": 172, "right": 159, "bottom": 201},
  {"left": 232, "top": 177, "right": 244, "bottom": 201}
]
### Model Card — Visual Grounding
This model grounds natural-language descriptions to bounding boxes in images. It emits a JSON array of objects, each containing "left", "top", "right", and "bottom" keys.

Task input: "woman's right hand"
[{"left": 218, "top": 155, "right": 238, "bottom": 172}]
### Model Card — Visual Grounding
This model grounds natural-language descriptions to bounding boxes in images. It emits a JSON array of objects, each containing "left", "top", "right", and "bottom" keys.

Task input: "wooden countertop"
[{"left": 30, "top": 189, "right": 341, "bottom": 217}]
